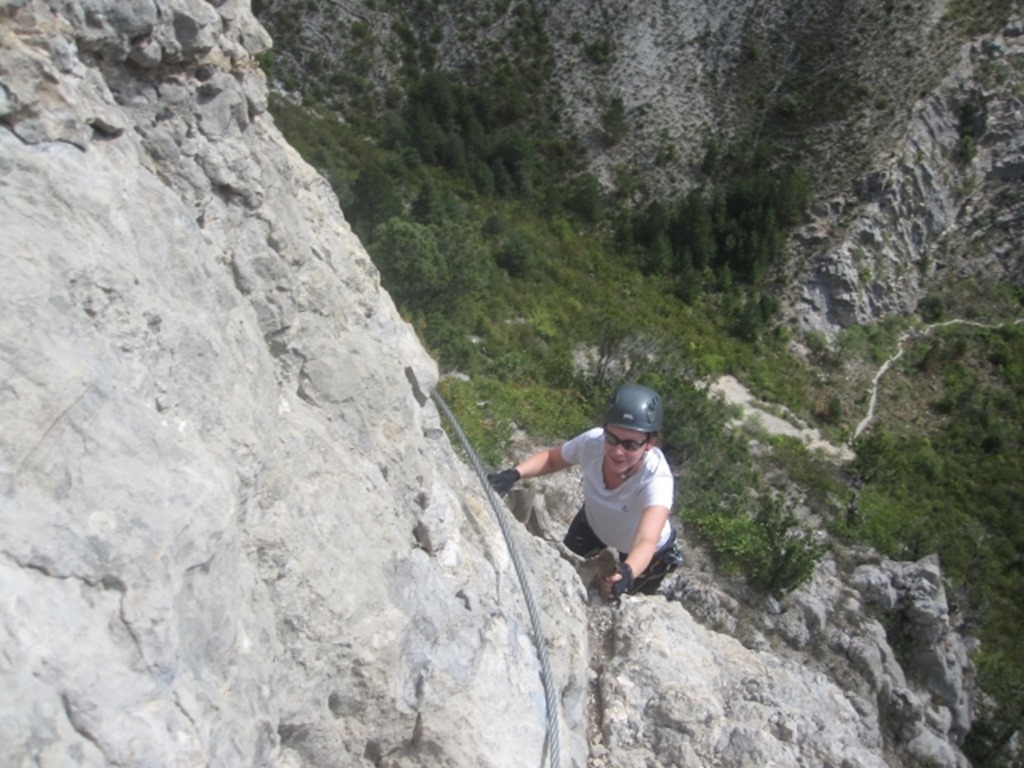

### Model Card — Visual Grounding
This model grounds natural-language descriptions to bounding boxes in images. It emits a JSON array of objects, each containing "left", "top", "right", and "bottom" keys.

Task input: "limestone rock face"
[
  {"left": 599, "top": 599, "right": 888, "bottom": 768},
  {"left": 662, "top": 550, "right": 973, "bottom": 768},
  {"left": 1, "top": 2, "right": 974, "bottom": 768},
  {"left": 1, "top": 2, "right": 588, "bottom": 766},
  {"left": 789, "top": 18, "right": 1024, "bottom": 337}
]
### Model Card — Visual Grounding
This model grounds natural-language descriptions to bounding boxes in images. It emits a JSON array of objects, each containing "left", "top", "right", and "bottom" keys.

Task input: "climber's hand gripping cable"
[{"left": 487, "top": 468, "right": 521, "bottom": 496}]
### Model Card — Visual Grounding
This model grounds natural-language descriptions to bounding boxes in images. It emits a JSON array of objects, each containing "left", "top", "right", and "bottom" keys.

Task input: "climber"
[{"left": 488, "top": 383, "right": 683, "bottom": 600}]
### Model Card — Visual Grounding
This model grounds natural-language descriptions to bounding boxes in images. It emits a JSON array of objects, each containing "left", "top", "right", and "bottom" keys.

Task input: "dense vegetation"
[
  {"left": 257, "top": 0, "right": 1022, "bottom": 763},
  {"left": 837, "top": 316, "right": 1024, "bottom": 764}
]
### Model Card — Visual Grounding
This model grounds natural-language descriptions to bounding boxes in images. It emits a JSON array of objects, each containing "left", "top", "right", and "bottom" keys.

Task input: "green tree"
[
  {"left": 600, "top": 96, "right": 628, "bottom": 146},
  {"left": 489, "top": 128, "right": 536, "bottom": 197},
  {"left": 350, "top": 165, "right": 403, "bottom": 242},
  {"left": 775, "top": 166, "right": 811, "bottom": 226},
  {"left": 680, "top": 191, "right": 717, "bottom": 271},
  {"left": 412, "top": 179, "right": 445, "bottom": 223},
  {"left": 371, "top": 218, "right": 446, "bottom": 307},
  {"left": 433, "top": 220, "right": 495, "bottom": 300},
  {"left": 495, "top": 230, "right": 535, "bottom": 278},
  {"left": 565, "top": 173, "right": 603, "bottom": 222}
]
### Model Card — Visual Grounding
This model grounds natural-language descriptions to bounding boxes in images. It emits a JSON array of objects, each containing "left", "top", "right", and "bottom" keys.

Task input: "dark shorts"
[{"left": 563, "top": 506, "right": 684, "bottom": 595}]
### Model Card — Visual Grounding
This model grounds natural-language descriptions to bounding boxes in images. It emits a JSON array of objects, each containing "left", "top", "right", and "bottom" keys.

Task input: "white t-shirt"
[{"left": 560, "top": 427, "right": 675, "bottom": 553}]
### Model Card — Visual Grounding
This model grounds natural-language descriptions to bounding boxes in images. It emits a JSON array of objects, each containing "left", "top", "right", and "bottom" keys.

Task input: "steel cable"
[{"left": 430, "top": 389, "right": 561, "bottom": 768}]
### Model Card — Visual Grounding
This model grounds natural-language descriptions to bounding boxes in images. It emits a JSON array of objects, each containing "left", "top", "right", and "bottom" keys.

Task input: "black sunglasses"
[{"left": 603, "top": 429, "right": 650, "bottom": 452}]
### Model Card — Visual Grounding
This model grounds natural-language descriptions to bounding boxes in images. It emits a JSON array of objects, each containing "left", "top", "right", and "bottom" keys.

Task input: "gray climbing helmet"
[{"left": 603, "top": 383, "right": 663, "bottom": 433}]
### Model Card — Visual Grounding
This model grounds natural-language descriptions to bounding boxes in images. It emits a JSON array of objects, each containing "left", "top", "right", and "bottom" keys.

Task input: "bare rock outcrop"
[
  {"left": 665, "top": 549, "right": 972, "bottom": 768},
  {"left": 1, "top": 2, "right": 589, "bottom": 766},
  {"left": 790, "top": 17, "right": 1024, "bottom": 338}
]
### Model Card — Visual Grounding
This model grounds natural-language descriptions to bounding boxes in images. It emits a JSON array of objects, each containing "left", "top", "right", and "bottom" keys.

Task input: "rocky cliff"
[
  {"left": 256, "top": 0, "right": 1024, "bottom": 339},
  {"left": 2, "top": 2, "right": 586, "bottom": 765},
  {"left": 789, "top": 16, "right": 1024, "bottom": 337},
  {"left": 1, "top": 2, "right": 974, "bottom": 767}
]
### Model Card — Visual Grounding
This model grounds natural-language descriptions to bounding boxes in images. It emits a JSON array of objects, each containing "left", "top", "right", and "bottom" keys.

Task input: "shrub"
[
  {"left": 693, "top": 495, "right": 823, "bottom": 595},
  {"left": 495, "top": 230, "right": 535, "bottom": 277},
  {"left": 600, "top": 97, "right": 628, "bottom": 146}
]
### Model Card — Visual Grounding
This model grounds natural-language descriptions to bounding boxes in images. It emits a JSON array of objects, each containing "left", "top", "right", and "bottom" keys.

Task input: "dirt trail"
[
  {"left": 852, "top": 317, "right": 1024, "bottom": 441},
  {"left": 712, "top": 317, "right": 1024, "bottom": 456}
]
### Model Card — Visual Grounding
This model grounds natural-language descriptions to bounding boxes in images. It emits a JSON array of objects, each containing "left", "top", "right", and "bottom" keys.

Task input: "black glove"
[
  {"left": 609, "top": 562, "right": 634, "bottom": 599},
  {"left": 487, "top": 468, "right": 520, "bottom": 496}
]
